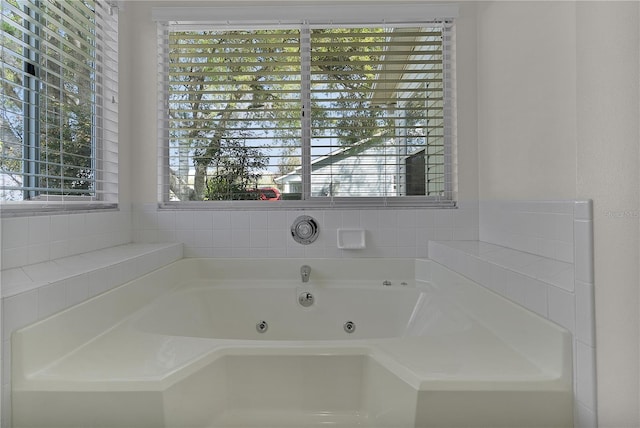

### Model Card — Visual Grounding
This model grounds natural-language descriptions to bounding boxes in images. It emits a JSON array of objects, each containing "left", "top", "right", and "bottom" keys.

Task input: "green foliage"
[
  {"left": 41, "top": 100, "right": 94, "bottom": 195},
  {"left": 203, "top": 135, "right": 268, "bottom": 201},
  {"left": 311, "top": 28, "right": 387, "bottom": 146},
  {"left": 168, "top": 27, "right": 396, "bottom": 200},
  {"left": 169, "top": 29, "right": 301, "bottom": 200},
  {"left": 1, "top": 0, "right": 25, "bottom": 184},
  {"left": 0, "top": 139, "right": 20, "bottom": 172}
]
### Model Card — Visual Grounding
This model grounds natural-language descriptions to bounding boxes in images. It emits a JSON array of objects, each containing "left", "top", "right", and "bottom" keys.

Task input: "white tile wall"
[
  {"left": 479, "top": 200, "right": 575, "bottom": 263},
  {"left": 1, "top": 209, "right": 133, "bottom": 270},
  {"left": 430, "top": 199, "right": 596, "bottom": 428},
  {"left": 133, "top": 202, "right": 479, "bottom": 259},
  {"left": 0, "top": 208, "right": 133, "bottom": 427}
]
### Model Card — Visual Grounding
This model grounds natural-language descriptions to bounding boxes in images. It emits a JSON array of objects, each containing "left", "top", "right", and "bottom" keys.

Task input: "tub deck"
[
  {"left": 12, "top": 258, "right": 573, "bottom": 428},
  {"left": 26, "top": 315, "right": 557, "bottom": 390}
]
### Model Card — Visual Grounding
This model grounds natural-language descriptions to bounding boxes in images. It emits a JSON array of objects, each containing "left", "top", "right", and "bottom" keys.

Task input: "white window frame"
[{"left": 155, "top": 3, "right": 457, "bottom": 209}]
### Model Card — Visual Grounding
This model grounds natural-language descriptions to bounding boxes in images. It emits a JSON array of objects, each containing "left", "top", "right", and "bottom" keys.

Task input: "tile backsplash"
[
  {"left": 1, "top": 209, "right": 132, "bottom": 270},
  {"left": 479, "top": 200, "right": 575, "bottom": 263},
  {"left": 133, "top": 202, "right": 480, "bottom": 259},
  {"left": 431, "top": 200, "right": 596, "bottom": 428}
]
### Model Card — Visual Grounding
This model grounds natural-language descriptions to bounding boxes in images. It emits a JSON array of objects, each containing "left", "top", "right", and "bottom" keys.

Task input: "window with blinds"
[
  {"left": 165, "top": 29, "right": 302, "bottom": 202},
  {"left": 160, "top": 20, "right": 453, "bottom": 205},
  {"left": 0, "top": 0, "right": 118, "bottom": 209}
]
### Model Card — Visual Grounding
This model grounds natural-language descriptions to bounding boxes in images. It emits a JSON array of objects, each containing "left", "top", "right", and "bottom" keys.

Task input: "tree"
[
  {"left": 35, "top": 1, "right": 96, "bottom": 196},
  {"left": 204, "top": 133, "right": 268, "bottom": 200},
  {"left": 167, "top": 27, "right": 397, "bottom": 201},
  {"left": 310, "top": 28, "right": 389, "bottom": 146},
  {"left": 1, "top": 0, "right": 26, "bottom": 198},
  {"left": 169, "top": 29, "right": 302, "bottom": 201}
]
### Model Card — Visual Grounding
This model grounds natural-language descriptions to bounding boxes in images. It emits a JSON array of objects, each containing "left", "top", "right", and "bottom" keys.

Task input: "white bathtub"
[{"left": 12, "top": 258, "right": 573, "bottom": 428}]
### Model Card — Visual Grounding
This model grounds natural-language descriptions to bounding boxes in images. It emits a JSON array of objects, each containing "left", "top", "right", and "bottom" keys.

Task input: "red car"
[{"left": 255, "top": 187, "right": 281, "bottom": 201}]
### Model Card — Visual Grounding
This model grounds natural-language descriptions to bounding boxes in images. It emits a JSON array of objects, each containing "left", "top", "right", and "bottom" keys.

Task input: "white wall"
[
  {"left": 575, "top": 3, "right": 640, "bottom": 426},
  {"left": 477, "top": 1, "right": 640, "bottom": 426},
  {"left": 477, "top": 1, "right": 577, "bottom": 200}
]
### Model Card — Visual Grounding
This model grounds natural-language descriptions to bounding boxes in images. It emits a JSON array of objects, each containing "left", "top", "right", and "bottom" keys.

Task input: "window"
[
  {"left": 157, "top": 5, "right": 455, "bottom": 207},
  {"left": 0, "top": 0, "right": 118, "bottom": 211}
]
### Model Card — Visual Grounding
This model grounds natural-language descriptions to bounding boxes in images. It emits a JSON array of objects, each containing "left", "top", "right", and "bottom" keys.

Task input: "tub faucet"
[{"left": 300, "top": 265, "right": 311, "bottom": 283}]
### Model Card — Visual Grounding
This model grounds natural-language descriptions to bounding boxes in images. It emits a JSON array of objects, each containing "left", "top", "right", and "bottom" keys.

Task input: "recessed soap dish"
[{"left": 337, "top": 229, "right": 366, "bottom": 249}]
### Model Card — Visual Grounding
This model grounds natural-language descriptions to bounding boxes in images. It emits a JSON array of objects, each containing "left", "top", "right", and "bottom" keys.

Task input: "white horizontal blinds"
[
  {"left": 164, "top": 28, "right": 301, "bottom": 201},
  {"left": 94, "top": 1, "right": 119, "bottom": 203},
  {"left": 441, "top": 20, "right": 455, "bottom": 201},
  {"left": 0, "top": 0, "right": 118, "bottom": 205},
  {"left": 309, "top": 25, "right": 449, "bottom": 198},
  {"left": 0, "top": 0, "right": 27, "bottom": 201},
  {"left": 158, "top": 9, "right": 455, "bottom": 205}
]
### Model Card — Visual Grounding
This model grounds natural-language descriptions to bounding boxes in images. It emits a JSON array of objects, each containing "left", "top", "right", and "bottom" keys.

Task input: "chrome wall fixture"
[{"left": 291, "top": 215, "right": 319, "bottom": 245}]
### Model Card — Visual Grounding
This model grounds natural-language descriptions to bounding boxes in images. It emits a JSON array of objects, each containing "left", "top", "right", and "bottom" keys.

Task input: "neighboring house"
[
  {"left": 276, "top": 27, "right": 446, "bottom": 198},
  {"left": 275, "top": 134, "right": 433, "bottom": 197}
]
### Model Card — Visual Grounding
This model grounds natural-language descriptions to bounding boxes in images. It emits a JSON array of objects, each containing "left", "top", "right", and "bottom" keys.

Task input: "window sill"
[
  {"left": 159, "top": 199, "right": 456, "bottom": 211},
  {"left": 0, "top": 203, "right": 119, "bottom": 218}
]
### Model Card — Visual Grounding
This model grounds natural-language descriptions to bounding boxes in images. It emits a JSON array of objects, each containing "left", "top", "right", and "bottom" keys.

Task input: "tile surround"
[
  {"left": 133, "top": 202, "right": 480, "bottom": 259},
  {"left": 429, "top": 200, "right": 596, "bottom": 427},
  {"left": 1, "top": 209, "right": 133, "bottom": 270},
  {"left": 1, "top": 208, "right": 134, "bottom": 427},
  {"left": 0, "top": 200, "right": 594, "bottom": 427},
  {"left": 479, "top": 200, "right": 575, "bottom": 263}
]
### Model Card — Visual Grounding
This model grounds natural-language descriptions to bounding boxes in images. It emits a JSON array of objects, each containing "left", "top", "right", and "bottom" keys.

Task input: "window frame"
[
  {"left": 155, "top": 4, "right": 457, "bottom": 209},
  {"left": 0, "top": 0, "right": 119, "bottom": 215}
]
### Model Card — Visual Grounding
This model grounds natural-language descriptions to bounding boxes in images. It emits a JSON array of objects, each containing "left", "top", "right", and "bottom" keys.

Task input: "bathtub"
[{"left": 12, "top": 258, "right": 573, "bottom": 428}]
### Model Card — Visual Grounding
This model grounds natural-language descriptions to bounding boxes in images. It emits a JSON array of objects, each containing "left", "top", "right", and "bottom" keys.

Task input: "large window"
[
  {"left": 157, "top": 6, "right": 455, "bottom": 207},
  {"left": 0, "top": 0, "right": 118, "bottom": 210}
]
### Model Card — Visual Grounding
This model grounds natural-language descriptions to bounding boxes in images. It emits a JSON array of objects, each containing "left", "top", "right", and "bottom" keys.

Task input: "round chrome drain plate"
[{"left": 291, "top": 215, "right": 319, "bottom": 245}]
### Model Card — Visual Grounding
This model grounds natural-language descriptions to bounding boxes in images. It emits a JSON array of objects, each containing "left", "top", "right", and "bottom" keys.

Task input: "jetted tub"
[
  {"left": 12, "top": 258, "right": 573, "bottom": 428},
  {"left": 133, "top": 284, "right": 433, "bottom": 340}
]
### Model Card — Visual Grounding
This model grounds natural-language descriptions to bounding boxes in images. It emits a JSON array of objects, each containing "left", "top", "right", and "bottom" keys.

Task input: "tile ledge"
[
  {"left": 430, "top": 240, "right": 574, "bottom": 292},
  {"left": 1, "top": 242, "right": 182, "bottom": 298}
]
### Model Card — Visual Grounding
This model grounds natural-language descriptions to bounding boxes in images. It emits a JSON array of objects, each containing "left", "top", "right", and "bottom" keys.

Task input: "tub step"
[
  {"left": 210, "top": 409, "right": 370, "bottom": 427},
  {"left": 163, "top": 353, "right": 417, "bottom": 428}
]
